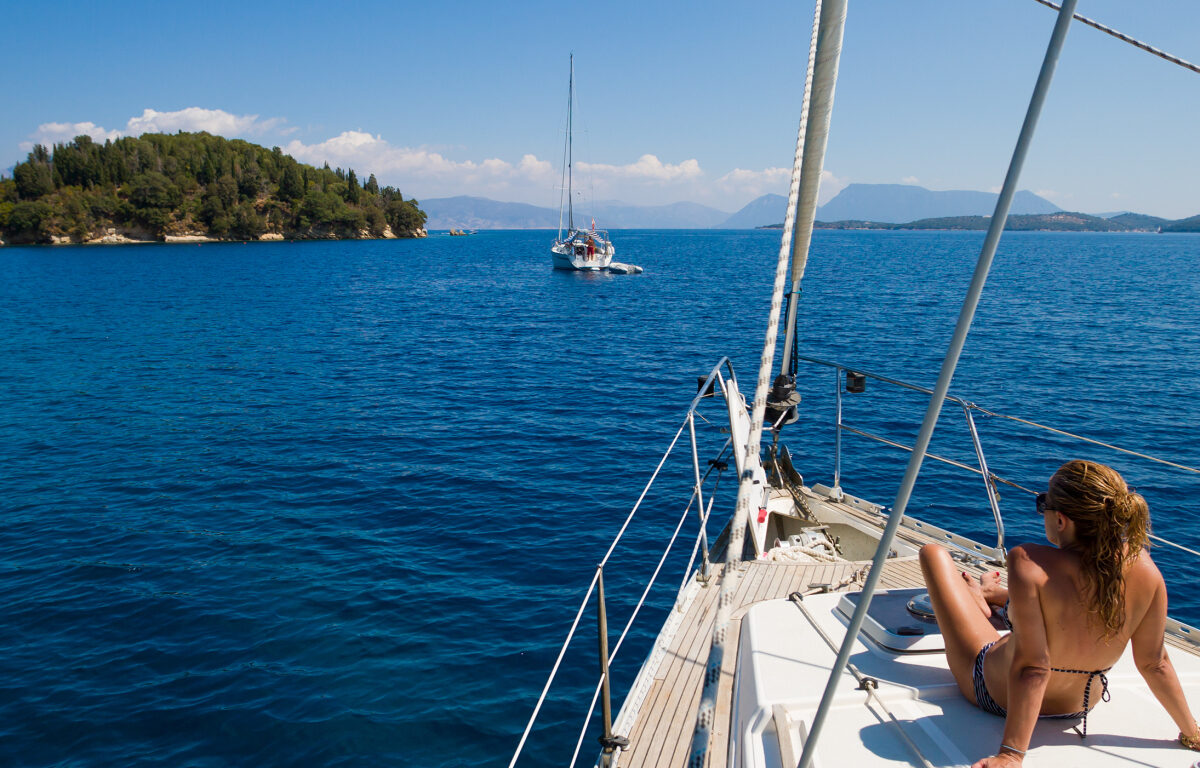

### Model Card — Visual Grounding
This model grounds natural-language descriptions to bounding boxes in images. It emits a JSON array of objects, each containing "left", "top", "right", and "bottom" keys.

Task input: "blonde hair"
[{"left": 1048, "top": 460, "right": 1150, "bottom": 637}]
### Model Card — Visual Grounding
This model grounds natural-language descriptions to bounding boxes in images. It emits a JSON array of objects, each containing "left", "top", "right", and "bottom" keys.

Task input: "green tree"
[
  {"left": 6, "top": 200, "right": 54, "bottom": 242},
  {"left": 278, "top": 162, "right": 304, "bottom": 201},
  {"left": 386, "top": 199, "right": 427, "bottom": 236},
  {"left": 13, "top": 158, "right": 54, "bottom": 199}
]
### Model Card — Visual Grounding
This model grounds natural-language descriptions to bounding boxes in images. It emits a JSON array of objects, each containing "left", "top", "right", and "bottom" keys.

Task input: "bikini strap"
[{"left": 1048, "top": 666, "right": 1111, "bottom": 738}]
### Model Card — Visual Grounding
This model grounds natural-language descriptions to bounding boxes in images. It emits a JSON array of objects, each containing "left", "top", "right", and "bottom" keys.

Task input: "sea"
[{"left": 1, "top": 229, "right": 1197, "bottom": 767}]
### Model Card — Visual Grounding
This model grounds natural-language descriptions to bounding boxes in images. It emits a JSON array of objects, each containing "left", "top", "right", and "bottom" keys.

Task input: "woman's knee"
[{"left": 919, "top": 542, "right": 949, "bottom": 566}]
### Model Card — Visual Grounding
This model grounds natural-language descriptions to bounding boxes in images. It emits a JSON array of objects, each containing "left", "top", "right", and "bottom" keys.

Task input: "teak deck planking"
[{"left": 617, "top": 502, "right": 1010, "bottom": 768}]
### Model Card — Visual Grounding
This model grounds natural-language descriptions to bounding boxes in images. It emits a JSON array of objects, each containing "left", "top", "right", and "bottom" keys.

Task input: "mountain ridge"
[{"left": 417, "top": 185, "right": 1190, "bottom": 230}]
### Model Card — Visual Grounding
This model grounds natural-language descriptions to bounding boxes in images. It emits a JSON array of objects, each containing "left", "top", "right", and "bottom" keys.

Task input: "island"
[{"left": 0, "top": 132, "right": 428, "bottom": 245}]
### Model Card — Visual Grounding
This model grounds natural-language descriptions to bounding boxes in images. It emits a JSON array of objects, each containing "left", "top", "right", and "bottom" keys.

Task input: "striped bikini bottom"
[{"left": 971, "top": 640, "right": 1111, "bottom": 736}]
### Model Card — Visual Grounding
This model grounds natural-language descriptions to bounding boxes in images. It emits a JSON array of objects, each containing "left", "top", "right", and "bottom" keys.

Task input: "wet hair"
[{"left": 1047, "top": 460, "right": 1150, "bottom": 637}]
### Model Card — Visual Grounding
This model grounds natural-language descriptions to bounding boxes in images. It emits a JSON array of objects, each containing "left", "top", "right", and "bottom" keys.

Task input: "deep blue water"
[{"left": 0, "top": 230, "right": 1197, "bottom": 767}]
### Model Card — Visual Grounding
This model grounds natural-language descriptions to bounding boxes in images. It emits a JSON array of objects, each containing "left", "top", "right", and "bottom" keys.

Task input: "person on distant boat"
[
  {"left": 919, "top": 460, "right": 1200, "bottom": 766},
  {"left": 586, "top": 235, "right": 596, "bottom": 259}
]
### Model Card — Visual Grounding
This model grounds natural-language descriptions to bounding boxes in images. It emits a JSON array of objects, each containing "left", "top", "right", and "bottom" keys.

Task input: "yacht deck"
[{"left": 613, "top": 495, "right": 1200, "bottom": 768}]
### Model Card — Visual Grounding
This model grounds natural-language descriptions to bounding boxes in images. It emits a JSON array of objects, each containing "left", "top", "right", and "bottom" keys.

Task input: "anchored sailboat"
[{"left": 551, "top": 55, "right": 615, "bottom": 271}]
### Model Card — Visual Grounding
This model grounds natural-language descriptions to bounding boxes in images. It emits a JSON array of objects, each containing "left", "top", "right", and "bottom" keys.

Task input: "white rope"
[
  {"left": 689, "top": 2, "right": 825, "bottom": 765},
  {"left": 763, "top": 543, "right": 841, "bottom": 563}
]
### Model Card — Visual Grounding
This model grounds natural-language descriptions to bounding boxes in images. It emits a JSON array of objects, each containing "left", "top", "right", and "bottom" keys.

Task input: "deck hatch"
[{"left": 836, "top": 588, "right": 946, "bottom": 653}]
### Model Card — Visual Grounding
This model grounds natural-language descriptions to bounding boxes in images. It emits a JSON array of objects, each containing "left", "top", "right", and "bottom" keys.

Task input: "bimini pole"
[
  {"left": 779, "top": 0, "right": 847, "bottom": 377},
  {"left": 687, "top": 1, "right": 842, "bottom": 766},
  {"left": 797, "top": 2, "right": 1079, "bottom": 767}
]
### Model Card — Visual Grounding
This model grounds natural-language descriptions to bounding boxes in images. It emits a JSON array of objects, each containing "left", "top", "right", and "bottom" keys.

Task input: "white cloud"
[
  {"left": 21, "top": 121, "right": 121, "bottom": 149},
  {"left": 819, "top": 170, "right": 850, "bottom": 204},
  {"left": 21, "top": 107, "right": 287, "bottom": 151},
  {"left": 576, "top": 154, "right": 702, "bottom": 183},
  {"left": 125, "top": 107, "right": 283, "bottom": 136},
  {"left": 282, "top": 131, "right": 557, "bottom": 186},
  {"left": 901, "top": 175, "right": 919, "bottom": 185}
]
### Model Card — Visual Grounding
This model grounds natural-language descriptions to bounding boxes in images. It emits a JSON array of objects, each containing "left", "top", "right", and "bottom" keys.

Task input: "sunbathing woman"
[{"left": 919, "top": 459, "right": 1200, "bottom": 767}]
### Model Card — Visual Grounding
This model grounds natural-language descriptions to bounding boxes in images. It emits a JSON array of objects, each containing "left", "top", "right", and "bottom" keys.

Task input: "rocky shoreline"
[{"left": 17, "top": 225, "right": 428, "bottom": 247}]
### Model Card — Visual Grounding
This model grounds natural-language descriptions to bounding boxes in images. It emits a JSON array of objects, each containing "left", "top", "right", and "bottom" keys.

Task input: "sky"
[{"left": 2, "top": 0, "right": 1198, "bottom": 218}]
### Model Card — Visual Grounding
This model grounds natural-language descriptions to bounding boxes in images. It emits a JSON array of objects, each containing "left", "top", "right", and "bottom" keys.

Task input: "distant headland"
[
  {"left": 757, "top": 211, "right": 1200, "bottom": 233},
  {"left": 0, "top": 132, "right": 428, "bottom": 246}
]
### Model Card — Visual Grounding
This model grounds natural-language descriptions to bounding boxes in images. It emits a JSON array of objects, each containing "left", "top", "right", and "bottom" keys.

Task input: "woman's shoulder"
[
  {"left": 1008, "top": 542, "right": 1060, "bottom": 565},
  {"left": 1006, "top": 543, "right": 1056, "bottom": 584},
  {"left": 1128, "top": 546, "right": 1165, "bottom": 585}
]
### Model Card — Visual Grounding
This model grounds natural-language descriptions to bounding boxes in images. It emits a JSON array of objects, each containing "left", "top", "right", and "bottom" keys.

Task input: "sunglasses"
[{"left": 1036, "top": 492, "right": 1049, "bottom": 515}]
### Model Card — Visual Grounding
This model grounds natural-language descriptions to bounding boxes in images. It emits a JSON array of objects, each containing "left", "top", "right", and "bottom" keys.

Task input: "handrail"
[
  {"left": 795, "top": 353, "right": 1200, "bottom": 561},
  {"left": 811, "top": 355, "right": 1008, "bottom": 553},
  {"left": 797, "top": 352, "right": 1200, "bottom": 475},
  {"left": 509, "top": 358, "right": 737, "bottom": 768}
]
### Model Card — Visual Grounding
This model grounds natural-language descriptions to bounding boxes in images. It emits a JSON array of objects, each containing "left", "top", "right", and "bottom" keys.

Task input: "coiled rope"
[
  {"left": 687, "top": 1, "right": 825, "bottom": 765},
  {"left": 1033, "top": 0, "right": 1200, "bottom": 76}
]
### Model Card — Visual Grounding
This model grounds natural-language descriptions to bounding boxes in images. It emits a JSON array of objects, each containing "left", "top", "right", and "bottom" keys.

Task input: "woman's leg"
[{"left": 918, "top": 543, "right": 1001, "bottom": 702}]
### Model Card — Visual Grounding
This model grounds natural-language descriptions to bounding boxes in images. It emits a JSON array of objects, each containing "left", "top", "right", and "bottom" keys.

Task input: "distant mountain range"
[
  {"left": 817, "top": 183, "right": 1060, "bottom": 222},
  {"left": 420, "top": 196, "right": 731, "bottom": 229},
  {"left": 421, "top": 184, "right": 1191, "bottom": 231},
  {"left": 810, "top": 212, "right": 1198, "bottom": 233}
]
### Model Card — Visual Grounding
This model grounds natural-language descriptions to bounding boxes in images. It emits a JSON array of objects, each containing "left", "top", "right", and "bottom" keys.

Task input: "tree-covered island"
[{"left": 0, "top": 132, "right": 427, "bottom": 245}]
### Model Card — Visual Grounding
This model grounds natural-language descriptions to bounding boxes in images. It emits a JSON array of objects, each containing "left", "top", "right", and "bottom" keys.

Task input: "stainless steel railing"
[
  {"left": 795, "top": 353, "right": 1200, "bottom": 566},
  {"left": 508, "top": 358, "right": 739, "bottom": 768}
]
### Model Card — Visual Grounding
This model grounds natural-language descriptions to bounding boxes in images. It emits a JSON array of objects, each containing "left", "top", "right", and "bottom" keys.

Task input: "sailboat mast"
[{"left": 567, "top": 54, "right": 574, "bottom": 231}]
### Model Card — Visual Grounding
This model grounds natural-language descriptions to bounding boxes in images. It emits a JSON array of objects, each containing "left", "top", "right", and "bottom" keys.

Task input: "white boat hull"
[{"left": 551, "top": 235, "right": 615, "bottom": 271}]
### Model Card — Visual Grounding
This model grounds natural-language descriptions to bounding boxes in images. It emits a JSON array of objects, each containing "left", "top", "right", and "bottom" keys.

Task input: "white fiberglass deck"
[{"left": 737, "top": 592, "right": 1200, "bottom": 767}]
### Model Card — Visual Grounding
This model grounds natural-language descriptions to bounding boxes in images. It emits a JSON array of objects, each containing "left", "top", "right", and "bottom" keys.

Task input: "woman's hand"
[{"left": 971, "top": 751, "right": 1023, "bottom": 768}]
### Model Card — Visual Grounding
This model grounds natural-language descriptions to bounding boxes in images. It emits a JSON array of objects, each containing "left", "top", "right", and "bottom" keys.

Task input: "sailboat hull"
[{"left": 551, "top": 232, "right": 615, "bottom": 271}]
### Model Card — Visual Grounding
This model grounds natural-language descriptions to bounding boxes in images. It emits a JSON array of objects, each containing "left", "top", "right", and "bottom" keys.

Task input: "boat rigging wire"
[
  {"left": 799, "top": 2, "right": 1080, "bottom": 765},
  {"left": 507, "top": 417, "right": 687, "bottom": 768},
  {"left": 1033, "top": 0, "right": 1200, "bottom": 76}
]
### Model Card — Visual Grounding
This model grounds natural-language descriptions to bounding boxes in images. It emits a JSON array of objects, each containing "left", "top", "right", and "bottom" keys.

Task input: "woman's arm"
[
  {"left": 973, "top": 547, "right": 1051, "bottom": 767},
  {"left": 1131, "top": 576, "right": 1200, "bottom": 743}
]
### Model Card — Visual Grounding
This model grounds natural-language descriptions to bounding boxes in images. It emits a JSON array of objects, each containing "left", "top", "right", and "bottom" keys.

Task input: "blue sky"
[{"left": 3, "top": 1, "right": 1197, "bottom": 217}]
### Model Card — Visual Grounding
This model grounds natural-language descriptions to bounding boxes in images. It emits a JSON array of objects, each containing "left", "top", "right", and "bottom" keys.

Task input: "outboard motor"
[{"left": 764, "top": 374, "right": 801, "bottom": 429}]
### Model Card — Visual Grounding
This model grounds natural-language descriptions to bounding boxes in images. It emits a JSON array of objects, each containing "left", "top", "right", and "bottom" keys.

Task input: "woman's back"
[{"left": 988, "top": 542, "right": 1164, "bottom": 713}]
